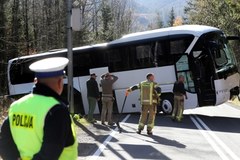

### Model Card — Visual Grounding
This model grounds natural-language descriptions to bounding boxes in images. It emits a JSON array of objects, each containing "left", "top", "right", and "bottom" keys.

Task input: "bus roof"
[
  {"left": 8, "top": 43, "right": 108, "bottom": 63},
  {"left": 109, "top": 25, "right": 220, "bottom": 45},
  {"left": 9, "top": 25, "right": 220, "bottom": 63}
]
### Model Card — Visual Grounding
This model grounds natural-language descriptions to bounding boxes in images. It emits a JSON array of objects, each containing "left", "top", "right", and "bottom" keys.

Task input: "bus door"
[
  {"left": 175, "top": 55, "right": 197, "bottom": 109},
  {"left": 191, "top": 47, "right": 216, "bottom": 106}
]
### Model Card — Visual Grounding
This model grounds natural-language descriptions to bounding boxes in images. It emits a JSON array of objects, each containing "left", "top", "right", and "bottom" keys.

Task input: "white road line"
[
  {"left": 190, "top": 115, "right": 229, "bottom": 160},
  {"left": 194, "top": 115, "right": 239, "bottom": 160},
  {"left": 86, "top": 114, "right": 131, "bottom": 160}
]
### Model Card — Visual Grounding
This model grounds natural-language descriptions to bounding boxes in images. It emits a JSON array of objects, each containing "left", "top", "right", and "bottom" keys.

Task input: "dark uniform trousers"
[
  {"left": 172, "top": 95, "right": 184, "bottom": 121},
  {"left": 87, "top": 97, "right": 97, "bottom": 121},
  {"left": 138, "top": 104, "right": 157, "bottom": 132}
]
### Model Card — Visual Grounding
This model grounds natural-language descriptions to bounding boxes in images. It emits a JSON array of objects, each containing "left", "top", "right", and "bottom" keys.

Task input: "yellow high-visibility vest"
[
  {"left": 140, "top": 81, "right": 159, "bottom": 105},
  {"left": 9, "top": 94, "right": 78, "bottom": 160}
]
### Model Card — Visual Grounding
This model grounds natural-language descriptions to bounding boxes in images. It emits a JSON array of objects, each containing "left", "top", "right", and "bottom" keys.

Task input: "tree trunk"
[
  {"left": 10, "top": 0, "right": 21, "bottom": 58},
  {"left": 0, "top": 0, "right": 7, "bottom": 95},
  {"left": 23, "top": 0, "right": 30, "bottom": 54}
]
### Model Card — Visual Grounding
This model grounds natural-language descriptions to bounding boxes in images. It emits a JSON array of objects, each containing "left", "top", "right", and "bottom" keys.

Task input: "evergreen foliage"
[
  {"left": 185, "top": 0, "right": 240, "bottom": 68},
  {"left": 0, "top": 0, "right": 133, "bottom": 95},
  {"left": 168, "top": 7, "right": 176, "bottom": 27}
]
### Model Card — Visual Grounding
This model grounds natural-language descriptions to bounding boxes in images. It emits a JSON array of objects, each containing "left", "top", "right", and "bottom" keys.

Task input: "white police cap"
[{"left": 29, "top": 57, "right": 69, "bottom": 78}]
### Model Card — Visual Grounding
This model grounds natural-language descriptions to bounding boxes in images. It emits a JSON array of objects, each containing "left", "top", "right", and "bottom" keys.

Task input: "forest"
[{"left": 0, "top": 0, "right": 240, "bottom": 95}]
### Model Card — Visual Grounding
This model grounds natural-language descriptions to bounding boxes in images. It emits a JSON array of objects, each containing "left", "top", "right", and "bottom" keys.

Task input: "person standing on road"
[
  {"left": 100, "top": 73, "right": 118, "bottom": 126},
  {"left": 171, "top": 75, "right": 188, "bottom": 122},
  {"left": 0, "top": 57, "right": 78, "bottom": 160},
  {"left": 86, "top": 73, "right": 100, "bottom": 123},
  {"left": 127, "top": 73, "right": 161, "bottom": 135}
]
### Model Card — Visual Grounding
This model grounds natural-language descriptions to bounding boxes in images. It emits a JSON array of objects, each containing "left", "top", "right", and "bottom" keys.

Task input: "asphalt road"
[{"left": 77, "top": 103, "right": 240, "bottom": 160}]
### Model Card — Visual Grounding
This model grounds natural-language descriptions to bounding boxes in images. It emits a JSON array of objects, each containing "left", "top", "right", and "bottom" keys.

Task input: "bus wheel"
[{"left": 160, "top": 94, "right": 173, "bottom": 115}]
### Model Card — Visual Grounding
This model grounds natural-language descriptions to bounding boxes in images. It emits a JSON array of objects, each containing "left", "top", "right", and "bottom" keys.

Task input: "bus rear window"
[
  {"left": 9, "top": 53, "right": 66, "bottom": 85},
  {"left": 9, "top": 59, "right": 35, "bottom": 85}
]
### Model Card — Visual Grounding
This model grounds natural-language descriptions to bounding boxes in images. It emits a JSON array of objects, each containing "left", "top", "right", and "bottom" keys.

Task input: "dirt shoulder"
[{"left": 0, "top": 97, "right": 12, "bottom": 124}]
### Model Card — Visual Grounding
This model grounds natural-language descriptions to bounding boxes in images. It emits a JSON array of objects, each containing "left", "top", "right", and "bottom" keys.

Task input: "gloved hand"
[{"left": 125, "top": 88, "right": 131, "bottom": 96}]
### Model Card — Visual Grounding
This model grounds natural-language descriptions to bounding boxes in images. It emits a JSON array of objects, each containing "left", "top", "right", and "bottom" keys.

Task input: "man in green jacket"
[{"left": 86, "top": 73, "right": 100, "bottom": 123}]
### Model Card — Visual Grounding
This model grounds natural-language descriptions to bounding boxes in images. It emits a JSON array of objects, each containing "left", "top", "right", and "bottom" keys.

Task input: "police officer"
[
  {"left": 171, "top": 75, "right": 188, "bottom": 122},
  {"left": 0, "top": 57, "right": 78, "bottom": 160},
  {"left": 127, "top": 73, "right": 161, "bottom": 135}
]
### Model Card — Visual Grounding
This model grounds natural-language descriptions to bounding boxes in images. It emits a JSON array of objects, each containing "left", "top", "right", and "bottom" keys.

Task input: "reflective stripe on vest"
[{"left": 9, "top": 94, "right": 78, "bottom": 160}]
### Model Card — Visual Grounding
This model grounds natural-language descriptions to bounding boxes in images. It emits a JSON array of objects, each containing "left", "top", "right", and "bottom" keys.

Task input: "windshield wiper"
[{"left": 217, "top": 63, "right": 234, "bottom": 73}]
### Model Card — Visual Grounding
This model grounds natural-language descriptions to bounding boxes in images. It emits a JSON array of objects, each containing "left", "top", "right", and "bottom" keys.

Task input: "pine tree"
[
  {"left": 0, "top": 0, "right": 134, "bottom": 94},
  {"left": 101, "top": 1, "right": 113, "bottom": 41},
  {"left": 168, "top": 7, "right": 175, "bottom": 27}
]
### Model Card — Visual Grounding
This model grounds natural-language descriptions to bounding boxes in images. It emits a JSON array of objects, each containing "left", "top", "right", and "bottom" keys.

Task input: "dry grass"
[
  {"left": 0, "top": 107, "right": 8, "bottom": 124},
  {"left": 230, "top": 95, "right": 240, "bottom": 106},
  {"left": 0, "top": 97, "right": 13, "bottom": 124},
  {"left": 73, "top": 114, "right": 90, "bottom": 126}
]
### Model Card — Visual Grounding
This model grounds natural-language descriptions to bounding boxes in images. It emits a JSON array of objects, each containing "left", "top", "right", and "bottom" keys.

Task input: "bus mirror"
[
  {"left": 227, "top": 36, "right": 240, "bottom": 41},
  {"left": 193, "top": 51, "right": 202, "bottom": 58}
]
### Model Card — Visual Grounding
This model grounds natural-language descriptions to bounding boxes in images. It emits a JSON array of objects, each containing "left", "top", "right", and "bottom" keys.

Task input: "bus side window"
[
  {"left": 73, "top": 51, "right": 92, "bottom": 76},
  {"left": 136, "top": 44, "right": 154, "bottom": 68},
  {"left": 170, "top": 39, "right": 186, "bottom": 54},
  {"left": 108, "top": 49, "right": 122, "bottom": 72},
  {"left": 155, "top": 40, "right": 174, "bottom": 67}
]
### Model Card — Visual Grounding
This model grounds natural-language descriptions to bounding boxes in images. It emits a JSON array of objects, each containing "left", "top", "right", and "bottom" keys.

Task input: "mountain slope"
[{"left": 132, "top": 0, "right": 189, "bottom": 29}]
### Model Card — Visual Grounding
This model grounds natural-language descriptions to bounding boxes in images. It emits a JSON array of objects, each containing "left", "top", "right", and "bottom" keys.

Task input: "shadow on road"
[
  {"left": 157, "top": 114, "right": 240, "bottom": 134},
  {"left": 74, "top": 119, "right": 119, "bottom": 157},
  {"left": 74, "top": 111, "right": 240, "bottom": 158},
  {"left": 119, "top": 144, "right": 171, "bottom": 160},
  {"left": 142, "top": 134, "right": 186, "bottom": 148},
  {"left": 125, "top": 113, "right": 240, "bottom": 134}
]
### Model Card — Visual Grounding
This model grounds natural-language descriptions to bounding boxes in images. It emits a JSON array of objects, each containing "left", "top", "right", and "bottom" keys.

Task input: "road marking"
[
  {"left": 190, "top": 115, "right": 229, "bottom": 160},
  {"left": 190, "top": 115, "right": 239, "bottom": 160},
  {"left": 194, "top": 115, "right": 239, "bottom": 160},
  {"left": 87, "top": 114, "right": 131, "bottom": 160}
]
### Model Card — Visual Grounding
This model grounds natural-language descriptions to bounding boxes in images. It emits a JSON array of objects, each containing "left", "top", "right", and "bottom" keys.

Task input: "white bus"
[{"left": 7, "top": 25, "right": 240, "bottom": 115}]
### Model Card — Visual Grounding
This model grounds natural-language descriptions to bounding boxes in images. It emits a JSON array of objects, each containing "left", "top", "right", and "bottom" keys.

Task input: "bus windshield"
[{"left": 207, "top": 32, "right": 237, "bottom": 72}]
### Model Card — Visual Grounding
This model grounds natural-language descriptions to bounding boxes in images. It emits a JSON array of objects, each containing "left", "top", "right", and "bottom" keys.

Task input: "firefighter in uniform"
[
  {"left": 0, "top": 57, "right": 78, "bottom": 160},
  {"left": 171, "top": 75, "right": 188, "bottom": 122},
  {"left": 127, "top": 73, "right": 161, "bottom": 135}
]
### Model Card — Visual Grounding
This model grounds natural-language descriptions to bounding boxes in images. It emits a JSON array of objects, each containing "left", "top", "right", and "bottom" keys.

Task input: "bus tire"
[{"left": 160, "top": 93, "right": 174, "bottom": 115}]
